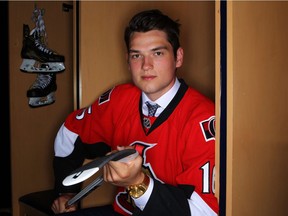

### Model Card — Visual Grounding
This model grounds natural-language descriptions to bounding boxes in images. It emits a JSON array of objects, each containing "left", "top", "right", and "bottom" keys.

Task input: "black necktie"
[{"left": 145, "top": 101, "right": 160, "bottom": 117}]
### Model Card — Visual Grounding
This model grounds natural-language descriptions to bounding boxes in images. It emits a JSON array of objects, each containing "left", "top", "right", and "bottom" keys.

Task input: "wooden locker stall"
[
  {"left": 224, "top": 1, "right": 288, "bottom": 216},
  {"left": 9, "top": 1, "right": 74, "bottom": 215},
  {"left": 77, "top": 1, "right": 216, "bottom": 209}
]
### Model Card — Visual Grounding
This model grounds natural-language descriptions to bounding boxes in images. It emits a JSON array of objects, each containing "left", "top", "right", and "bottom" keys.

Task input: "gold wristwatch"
[{"left": 128, "top": 174, "right": 150, "bottom": 199}]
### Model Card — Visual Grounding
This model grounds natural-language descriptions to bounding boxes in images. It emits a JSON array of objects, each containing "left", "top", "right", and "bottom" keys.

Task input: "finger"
[
  {"left": 51, "top": 200, "right": 59, "bottom": 213},
  {"left": 65, "top": 204, "right": 77, "bottom": 212},
  {"left": 107, "top": 163, "right": 116, "bottom": 182},
  {"left": 117, "top": 145, "right": 125, "bottom": 151},
  {"left": 116, "top": 145, "right": 134, "bottom": 151},
  {"left": 103, "top": 165, "right": 108, "bottom": 181},
  {"left": 103, "top": 163, "right": 114, "bottom": 183},
  {"left": 106, "top": 149, "right": 118, "bottom": 156}
]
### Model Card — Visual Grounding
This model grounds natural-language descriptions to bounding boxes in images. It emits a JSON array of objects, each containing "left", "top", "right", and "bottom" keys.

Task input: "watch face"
[
  {"left": 128, "top": 175, "right": 150, "bottom": 198},
  {"left": 128, "top": 184, "right": 147, "bottom": 198},
  {"left": 129, "top": 188, "right": 145, "bottom": 198}
]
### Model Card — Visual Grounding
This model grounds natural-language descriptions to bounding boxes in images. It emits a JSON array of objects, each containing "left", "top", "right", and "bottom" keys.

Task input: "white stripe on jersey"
[
  {"left": 54, "top": 124, "right": 78, "bottom": 157},
  {"left": 188, "top": 191, "right": 217, "bottom": 216}
]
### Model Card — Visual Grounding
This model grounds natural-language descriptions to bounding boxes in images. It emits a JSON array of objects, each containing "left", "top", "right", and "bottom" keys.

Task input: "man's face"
[{"left": 127, "top": 30, "right": 183, "bottom": 101}]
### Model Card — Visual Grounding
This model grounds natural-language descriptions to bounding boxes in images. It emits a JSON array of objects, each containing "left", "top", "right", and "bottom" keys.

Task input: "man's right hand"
[{"left": 51, "top": 193, "right": 78, "bottom": 214}]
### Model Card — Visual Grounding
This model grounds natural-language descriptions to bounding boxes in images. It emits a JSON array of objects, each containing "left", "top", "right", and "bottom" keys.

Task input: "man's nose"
[{"left": 142, "top": 56, "right": 153, "bottom": 71}]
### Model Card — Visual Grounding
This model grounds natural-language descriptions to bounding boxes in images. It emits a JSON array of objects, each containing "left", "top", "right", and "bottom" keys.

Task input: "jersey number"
[
  {"left": 76, "top": 106, "right": 92, "bottom": 120},
  {"left": 200, "top": 162, "right": 215, "bottom": 194}
]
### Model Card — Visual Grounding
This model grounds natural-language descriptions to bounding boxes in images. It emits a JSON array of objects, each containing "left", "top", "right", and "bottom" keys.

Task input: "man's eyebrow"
[
  {"left": 129, "top": 49, "right": 140, "bottom": 53},
  {"left": 129, "top": 46, "right": 168, "bottom": 53},
  {"left": 151, "top": 46, "right": 168, "bottom": 51}
]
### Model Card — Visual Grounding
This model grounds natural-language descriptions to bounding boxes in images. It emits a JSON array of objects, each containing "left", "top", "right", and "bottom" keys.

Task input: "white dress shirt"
[
  {"left": 135, "top": 78, "right": 181, "bottom": 210},
  {"left": 142, "top": 78, "right": 181, "bottom": 117}
]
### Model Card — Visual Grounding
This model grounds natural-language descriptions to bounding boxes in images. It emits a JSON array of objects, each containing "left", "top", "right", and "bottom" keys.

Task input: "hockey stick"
[
  {"left": 63, "top": 149, "right": 138, "bottom": 186},
  {"left": 66, "top": 175, "right": 104, "bottom": 208},
  {"left": 63, "top": 149, "right": 139, "bottom": 208}
]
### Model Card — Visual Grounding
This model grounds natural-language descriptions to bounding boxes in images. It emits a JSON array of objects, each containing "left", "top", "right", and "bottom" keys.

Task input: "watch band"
[{"left": 128, "top": 174, "right": 150, "bottom": 199}]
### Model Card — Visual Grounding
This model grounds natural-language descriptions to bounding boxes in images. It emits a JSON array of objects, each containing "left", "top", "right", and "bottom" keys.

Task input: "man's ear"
[
  {"left": 176, "top": 47, "right": 184, "bottom": 68},
  {"left": 126, "top": 53, "right": 131, "bottom": 70}
]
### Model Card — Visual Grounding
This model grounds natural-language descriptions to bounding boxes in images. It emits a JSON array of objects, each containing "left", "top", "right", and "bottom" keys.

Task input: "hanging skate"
[
  {"left": 20, "top": 24, "right": 65, "bottom": 73},
  {"left": 27, "top": 73, "right": 57, "bottom": 107}
]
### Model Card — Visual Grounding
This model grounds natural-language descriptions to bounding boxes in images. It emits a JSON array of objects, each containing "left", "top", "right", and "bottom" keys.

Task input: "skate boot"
[
  {"left": 20, "top": 24, "right": 65, "bottom": 73},
  {"left": 27, "top": 73, "right": 57, "bottom": 107}
]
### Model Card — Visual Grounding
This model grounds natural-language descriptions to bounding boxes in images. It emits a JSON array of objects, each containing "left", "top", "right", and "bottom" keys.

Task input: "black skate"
[
  {"left": 27, "top": 73, "right": 57, "bottom": 107},
  {"left": 20, "top": 24, "right": 65, "bottom": 73}
]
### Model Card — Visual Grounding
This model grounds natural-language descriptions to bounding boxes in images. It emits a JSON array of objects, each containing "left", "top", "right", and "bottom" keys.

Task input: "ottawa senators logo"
[
  {"left": 200, "top": 116, "right": 215, "bottom": 142},
  {"left": 115, "top": 141, "right": 158, "bottom": 214}
]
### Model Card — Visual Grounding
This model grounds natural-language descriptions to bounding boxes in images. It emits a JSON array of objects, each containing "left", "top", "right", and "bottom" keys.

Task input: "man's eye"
[
  {"left": 154, "top": 51, "right": 163, "bottom": 56},
  {"left": 131, "top": 54, "right": 141, "bottom": 59}
]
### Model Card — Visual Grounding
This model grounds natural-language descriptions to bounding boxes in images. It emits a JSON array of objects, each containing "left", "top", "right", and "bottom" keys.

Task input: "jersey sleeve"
[
  {"left": 178, "top": 113, "right": 218, "bottom": 214},
  {"left": 53, "top": 86, "right": 122, "bottom": 193}
]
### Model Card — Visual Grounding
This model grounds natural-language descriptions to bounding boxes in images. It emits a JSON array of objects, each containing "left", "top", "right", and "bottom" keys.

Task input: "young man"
[{"left": 51, "top": 9, "right": 218, "bottom": 216}]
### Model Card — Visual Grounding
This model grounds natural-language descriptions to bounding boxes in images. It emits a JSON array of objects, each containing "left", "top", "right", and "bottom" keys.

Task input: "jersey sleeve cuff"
[{"left": 132, "top": 176, "right": 154, "bottom": 211}]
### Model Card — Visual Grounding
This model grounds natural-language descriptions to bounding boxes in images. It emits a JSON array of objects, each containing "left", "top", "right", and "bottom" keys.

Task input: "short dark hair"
[{"left": 124, "top": 9, "right": 181, "bottom": 56}]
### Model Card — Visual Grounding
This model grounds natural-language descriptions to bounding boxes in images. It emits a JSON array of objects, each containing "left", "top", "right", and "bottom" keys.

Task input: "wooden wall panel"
[
  {"left": 78, "top": 1, "right": 215, "bottom": 107},
  {"left": 9, "top": 2, "right": 74, "bottom": 215},
  {"left": 227, "top": 2, "right": 288, "bottom": 216}
]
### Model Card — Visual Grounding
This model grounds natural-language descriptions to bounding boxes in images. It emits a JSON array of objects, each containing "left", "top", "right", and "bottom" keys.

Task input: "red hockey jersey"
[{"left": 54, "top": 79, "right": 218, "bottom": 215}]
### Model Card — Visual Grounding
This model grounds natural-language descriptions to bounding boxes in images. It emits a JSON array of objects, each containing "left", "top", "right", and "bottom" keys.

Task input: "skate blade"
[
  {"left": 28, "top": 92, "right": 56, "bottom": 108},
  {"left": 20, "top": 59, "right": 65, "bottom": 73}
]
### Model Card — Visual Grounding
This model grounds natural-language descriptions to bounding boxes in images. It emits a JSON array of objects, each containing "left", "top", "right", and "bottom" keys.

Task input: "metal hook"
[{"left": 62, "top": 3, "right": 73, "bottom": 12}]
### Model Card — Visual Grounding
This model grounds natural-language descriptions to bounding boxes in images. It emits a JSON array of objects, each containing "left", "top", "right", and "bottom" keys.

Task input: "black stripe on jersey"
[
  {"left": 83, "top": 141, "right": 111, "bottom": 159},
  {"left": 178, "top": 184, "right": 195, "bottom": 198},
  {"left": 53, "top": 137, "right": 111, "bottom": 194},
  {"left": 53, "top": 137, "right": 86, "bottom": 193},
  {"left": 133, "top": 180, "right": 191, "bottom": 216},
  {"left": 140, "top": 79, "right": 188, "bottom": 136}
]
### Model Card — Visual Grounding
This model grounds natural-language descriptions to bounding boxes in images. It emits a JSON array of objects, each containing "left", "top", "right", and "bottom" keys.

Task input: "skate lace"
[
  {"left": 31, "top": 74, "right": 53, "bottom": 89},
  {"left": 35, "top": 39, "right": 53, "bottom": 55},
  {"left": 32, "top": 6, "right": 53, "bottom": 55},
  {"left": 30, "top": 27, "right": 53, "bottom": 55}
]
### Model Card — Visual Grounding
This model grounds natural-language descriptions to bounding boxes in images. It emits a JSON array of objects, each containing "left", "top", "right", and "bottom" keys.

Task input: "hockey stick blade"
[
  {"left": 62, "top": 149, "right": 138, "bottom": 186},
  {"left": 66, "top": 175, "right": 104, "bottom": 208}
]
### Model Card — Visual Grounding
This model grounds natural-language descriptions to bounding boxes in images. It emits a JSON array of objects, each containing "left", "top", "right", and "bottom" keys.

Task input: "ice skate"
[
  {"left": 20, "top": 24, "right": 65, "bottom": 73},
  {"left": 28, "top": 92, "right": 56, "bottom": 107},
  {"left": 27, "top": 73, "right": 57, "bottom": 107}
]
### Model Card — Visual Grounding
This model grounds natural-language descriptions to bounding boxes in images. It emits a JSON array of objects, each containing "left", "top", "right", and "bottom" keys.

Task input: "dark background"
[{"left": 0, "top": 0, "right": 12, "bottom": 213}]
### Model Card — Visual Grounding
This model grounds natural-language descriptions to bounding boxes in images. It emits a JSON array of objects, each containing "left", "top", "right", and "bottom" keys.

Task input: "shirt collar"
[{"left": 142, "top": 78, "right": 181, "bottom": 116}]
